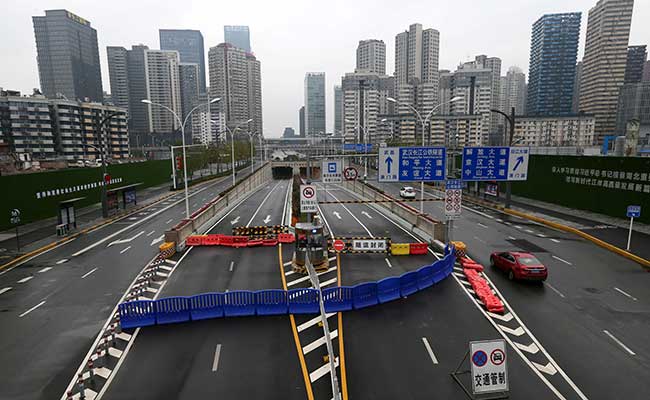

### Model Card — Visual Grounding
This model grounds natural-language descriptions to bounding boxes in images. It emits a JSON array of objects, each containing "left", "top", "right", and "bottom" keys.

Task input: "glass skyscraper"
[
  {"left": 526, "top": 13, "right": 581, "bottom": 116},
  {"left": 159, "top": 29, "right": 206, "bottom": 91},
  {"left": 304, "top": 73, "right": 326, "bottom": 137},
  {"left": 224, "top": 25, "right": 251, "bottom": 53}
]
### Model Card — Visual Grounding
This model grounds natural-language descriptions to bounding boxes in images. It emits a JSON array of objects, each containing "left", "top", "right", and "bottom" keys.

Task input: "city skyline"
[{"left": 2, "top": 0, "right": 649, "bottom": 137}]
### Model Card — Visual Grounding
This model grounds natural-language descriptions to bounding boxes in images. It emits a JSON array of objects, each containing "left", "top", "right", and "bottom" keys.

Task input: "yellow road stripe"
[
  {"left": 278, "top": 244, "right": 315, "bottom": 400},
  {"left": 336, "top": 252, "right": 349, "bottom": 400}
]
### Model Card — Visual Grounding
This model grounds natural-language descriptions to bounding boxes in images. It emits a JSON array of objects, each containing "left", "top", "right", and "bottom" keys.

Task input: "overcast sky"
[{"left": 1, "top": 0, "right": 648, "bottom": 137}]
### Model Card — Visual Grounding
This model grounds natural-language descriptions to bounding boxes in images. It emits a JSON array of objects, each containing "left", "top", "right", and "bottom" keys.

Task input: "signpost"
[
  {"left": 626, "top": 205, "right": 641, "bottom": 251},
  {"left": 445, "top": 180, "right": 462, "bottom": 220},
  {"left": 332, "top": 239, "right": 345, "bottom": 252},
  {"left": 378, "top": 147, "right": 447, "bottom": 182},
  {"left": 300, "top": 185, "right": 317, "bottom": 214},
  {"left": 321, "top": 160, "right": 342, "bottom": 184},
  {"left": 343, "top": 167, "right": 358, "bottom": 181},
  {"left": 461, "top": 147, "right": 529, "bottom": 181},
  {"left": 470, "top": 339, "right": 509, "bottom": 395},
  {"left": 351, "top": 239, "right": 388, "bottom": 252},
  {"left": 10, "top": 209, "right": 20, "bottom": 252}
]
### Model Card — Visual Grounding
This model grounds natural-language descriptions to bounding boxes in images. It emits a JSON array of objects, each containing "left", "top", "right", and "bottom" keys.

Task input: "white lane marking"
[
  {"left": 333, "top": 211, "right": 342, "bottom": 219},
  {"left": 0, "top": 287, "right": 12, "bottom": 295},
  {"left": 107, "top": 230, "right": 145, "bottom": 247},
  {"left": 487, "top": 312, "right": 514, "bottom": 322},
  {"left": 325, "top": 189, "right": 373, "bottom": 237},
  {"left": 263, "top": 215, "right": 272, "bottom": 224},
  {"left": 473, "top": 236, "right": 487, "bottom": 244},
  {"left": 17, "top": 276, "right": 33, "bottom": 283},
  {"left": 38, "top": 267, "right": 52, "bottom": 273},
  {"left": 297, "top": 313, "right": 335, "bottom": 332},
  {"left": 319, "top": 277, "right": 338, "bottom": 288},
  {"left": 247, "top": 181, "right": 282, "bottom": 226},
  {"left": 56, "top": 259, "right": 68, "bottom": 265},
  {"left": 212, "top": 344, "right": 222, "bottom": 372},
  {"left": 498, "top": 325, "right": 525, "bottom": 337},
  {"left": 229, "top": 261, "right": 235, "bottom": 272},
  {"left": 230, "top": 216, "right": 240, "bottom": 226},
  {"left": 281, "top": 179, "right": 292, "bottom": 226},
  {"left": 532, "top": 361, "right": 558, "bottom": 376},
  {"left": 361, "top": 211, "right": 373, "bottom": 219},
  {"left": 283, "top": 260, "right": 293, "bottom": 267},
  {"left": 384, "top": 258, "right": 392, "bottom": 268},
  {"left": 150, "top": 235, "right": 165, "bottom": 246},
  {"left": 309, "top": 357, "right": 339, "bottom": 383},
  {"left": 550, "top": 238, "right": 561, "bottom": 243},
  {"left": 538, "top": 233, "right": 547, "bottom": 238},
  {"left": 507, "top": 236, "right": 516, "bottom": 240},
  {"left": 477, "top": 222, "right": 488, "bottom": 228},
  {"left": 108, "top": 347, "right": 123, "bottom": 358},
  {"left": 603, "top": 330, "right": 636, "bottom": 356},
  {"left": 525, "top": 229, "right": 535, "bottom": 234},
  {"left": 421, "top": 337, "right": 439, "bottom": 365},
  {"left": 146, "top": 230, "right": 155, "bottom": 237},
  {"left": 514, "top": 342, "right": 540, "bottom": 355},
  {"left": 285, "top": 270, "right": 295, "bottom": 276},
  {"left": 287, "top": 267, "right": 337, "bottom": 287},
  {"left": 119, "top": 246, "right": 131, "bottom": 254},
  {"left": 81, "top": 267, "right": 98, "bottom": 279},
  {"left": 19, "top": 301, "right": 45, "bottom": 317},
  {"left": 544, "top": 283, "right": 566, "bottom": 298},
  {"left": 514, "top": 225, "right": 523, "bottom": 229},
  {"left": 496, "top": 218, "right": 503, "bottom": 222},
  {"left": 116, "top": 332, "right": 132, "bottom": 341},
  {"left": 613, "top": 287, "right": 637, "bottom": 301},
  {"left": 552, "top": 255, "right": 572, "bottom": 266},
  {"left": 303, "top": 330, "right": 338, "bottom": 354},
  {"left": 165, "top": 219, "right": 173, "bottom": 224}
]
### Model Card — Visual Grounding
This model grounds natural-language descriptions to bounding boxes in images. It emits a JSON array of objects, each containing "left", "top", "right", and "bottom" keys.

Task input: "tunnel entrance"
[{"left": 272, "top": 167, "right": 293, "bottom": 179}]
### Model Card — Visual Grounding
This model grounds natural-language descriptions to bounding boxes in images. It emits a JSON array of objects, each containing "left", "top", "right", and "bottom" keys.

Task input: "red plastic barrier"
[
  {"left": 278, "top": 233, "right": 296, "bottom": 244},
  {"left": 219, "top": 235, "right": 234, "bottom": 247},
  {"left": 463, "top": 262, "right": 484, "bottom": 272},
  {"left": 485, "top": 297, "right": 505, "bottom": 313},
  {"left": 232, "top": 236, "right": 249, "bottom": 248},
  {"left": 247, "top": 239, "right": 264, "bottom": 247},
  {"left": 185, "top": 236, "right": 203, "bottom": 246},
  {"left": 263, "top": 238, "right": 278, "bottom": 246},
  {"left": 409, "top": 243, "right": 429, "bottom": 255},
  {"left": 203, "top": 234, "right": 222, "bottom": 246}
]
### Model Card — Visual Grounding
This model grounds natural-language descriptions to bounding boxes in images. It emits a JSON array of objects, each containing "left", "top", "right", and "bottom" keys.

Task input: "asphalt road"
[{"left": 0, "top": 168, "right": 258, "bottom": 400}]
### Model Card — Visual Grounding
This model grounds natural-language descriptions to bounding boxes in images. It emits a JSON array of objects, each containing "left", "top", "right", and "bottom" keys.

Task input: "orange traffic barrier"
[
  {"left": 247, "top": 239, "right": 264, "bottom": 247},
  {"left": 278, "top": 233, "right": 296, "bottom": 244},
  {"left": 219, "top": 235, "right": 234, "bottom": 247},
  {"left": 203, "top": 234, "right": 222, "bottom": 246},
  {"left": 185, "top": 236, "right": 204, "bottom": 246},
  {"left": 263, "top": 238, "right": 279, "bottom": 246},
  {"left": 232, "top": 236, "right": 249, "bottom": 248},
  {"left": 409, "top": 243, "right": 428, "bottom": 255}
]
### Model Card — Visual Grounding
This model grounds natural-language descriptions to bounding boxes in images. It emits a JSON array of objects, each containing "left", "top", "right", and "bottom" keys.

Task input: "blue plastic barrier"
[
  {"left": 417, "top": 264, "right": 435, "bottom": 290},
  {"left": 190, "top": 292, "right": 225, "bottom": 320},
  {"left": 224, "top": 291, "right": 256, "bottom": 316},
  {"left": 400, "top": 270, "right": 419, "bottom": 297},
  {"left": 288, "top": 288, "right": 320, "bottom": 314},
  {"left": 156, "top": 296, "right": 190, "bottom": 325},
  {"left": 323, "top": 286, "right": 353, "bottom": 312},
  {"left": 352, "top": 282, "right": 379, "bottom": 309},
  {"left": 377, "top": 277, "right": 401, "bottom": 303},
  {"left": 255, "top": 290, "right": 288, "bottom": 315},
  {"left": 119, "top": 300, "right": 156, "bottom": 329}
]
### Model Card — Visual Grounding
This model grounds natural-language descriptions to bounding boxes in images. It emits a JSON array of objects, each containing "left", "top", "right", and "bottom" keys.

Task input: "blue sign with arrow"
[
  {"left": 461, "top": 146, "right": 530, "bottom": 181},
  {"left": 378, "top": 146, "right": 446, "bottom": 182},
  {"left": 627, "top": 205, "right": 641, "bottom": 218}
]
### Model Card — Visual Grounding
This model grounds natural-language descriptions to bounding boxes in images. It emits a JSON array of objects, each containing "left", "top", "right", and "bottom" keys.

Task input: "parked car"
[
  {"left": 490, "top": 251, "right": 548, "bottom": 281},
  {"left": 399, "top": 186, "right": 416, "bottom": 199}
]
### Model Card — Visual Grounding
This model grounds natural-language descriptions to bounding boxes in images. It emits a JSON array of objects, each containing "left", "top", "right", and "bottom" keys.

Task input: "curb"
[{"left": 461, "top": 194, "right": 650, "bottom": 270}]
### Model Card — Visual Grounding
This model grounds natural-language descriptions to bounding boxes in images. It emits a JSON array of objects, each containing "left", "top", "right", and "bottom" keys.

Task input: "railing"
[{"left": 118, "top": 246, "right": 455, "bottom": 329}]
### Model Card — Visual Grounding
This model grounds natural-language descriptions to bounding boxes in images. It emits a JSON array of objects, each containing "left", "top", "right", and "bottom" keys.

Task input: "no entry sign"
[{"left": 332, "top": 239, "right": 345, "bottom": 252}]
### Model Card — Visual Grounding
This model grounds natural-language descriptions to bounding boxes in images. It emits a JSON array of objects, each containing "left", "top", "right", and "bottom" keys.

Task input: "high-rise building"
[
  {"left": 449, "top": 62, "right": 493, "bottom": 144},
  {"left": 580, "top": 0, "right": 634, "bottom": 144},
  {"left": 430, "top": 115, "right": 484, "bottom": 147},
  {"left": 283, "top": 127, "right": 296, "bottom": 138},
  {"left": 527, "top": 12, "right": 581, "bottom": 116},
  {"left": 513, "top": 115, "right": 595, "bottom": 147},
  {"left": 356, "top": 40, "right": 386, "bottom": 75},
  {"left": 224, "top": 25, "right": 251, "bottom": 53},
  {"left": 106, "top": 47, "right": 129, "bottom": 110},
  {"left": 394, "top": 23, "right": 440, "bottom": 143},
  {"left": 304, "top": 73, "right": 326, "bottom": 136},
  {"left": 475, "top": 55, "right": 502, "bottom": 133},
  {"left": 32, "top": 10, "right": 103, "bottom": 102},
  {"left": 159, "top": 29, "right": 207, "bottom": 91},
  {"left": 572, "top": 61, "right": 583, "bottom": 113},
  {"left": 179, "top": 63, "right": 201, "bottom": 123},
  {"left": 208, "top": 43, "right": 262, "bottom": 133},
  {"left": 501, "top": 66, "right": 527, "bottom": 116},
  {"left": 299, "top": 106, "right": 305, "bottom": 137},
  {"left": 616, "top": 82, "right": 650, "bottom": 135},
  {"left": 438, "top": 70, "right": 453, "bottom": 115},
  {"left": 334, "top": 85, "right": 343, "bottom": 135},
  {"left": 643, "top": 61, "right": 650, "bottom": 82},
  {"left": 624, "top": 45, "right": 647, "bottom": 83},
  {"left": 341, "top": 72, "right": 394, "bottom": 144},
  {"left": 143, "top": 50, "right": 182, "bottom": 133}
]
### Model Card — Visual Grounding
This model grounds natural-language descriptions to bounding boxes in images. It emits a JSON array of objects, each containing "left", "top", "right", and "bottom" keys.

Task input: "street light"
[
  {"left": 490, "top": 107, "right": 515, "bottom": 208},
  {"left": 387, "top": 96, "right": 463, "bottom": 213},
  {"left": 141, "top": 97, "right": 220, "bottom": 219},
  {"left": 345, "top": 119, "right": 370, "bottom": 179},
  {"left": 380, "top": 118, "right": 395, "bottom": 143},
  {"left": 246, "top": 131, "right": 256, "bottom": 175}
]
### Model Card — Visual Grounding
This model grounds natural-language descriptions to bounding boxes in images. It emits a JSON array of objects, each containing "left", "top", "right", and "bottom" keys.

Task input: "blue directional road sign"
[
  {"left": 627, "top": 205, "right": 641, "bottom": 218},
  {"left": 446, "top": 179, "right": 463, "bottom": 190},
  {"left": 378, "top": 147, "right": 446, "bottom": 182},
  {"left": 462, "top": 146, "right": 530, "bottom": 181},
  {"left": 342, "top": 143, "right": 373, "bottom": 152}
]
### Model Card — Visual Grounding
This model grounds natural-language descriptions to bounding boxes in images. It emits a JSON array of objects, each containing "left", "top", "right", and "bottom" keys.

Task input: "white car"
[{"left": 399, "top": 186, "right": 416, "bottom": 199}]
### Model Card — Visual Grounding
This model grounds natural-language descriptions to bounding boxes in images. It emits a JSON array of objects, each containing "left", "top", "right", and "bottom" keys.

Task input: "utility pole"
[{"left": 490, "top": 107, "right": 515, "bottom": 209}]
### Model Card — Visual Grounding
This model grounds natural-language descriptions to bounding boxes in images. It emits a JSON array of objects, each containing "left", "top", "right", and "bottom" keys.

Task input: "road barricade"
[
  {"left": 224, "top": 291, "right": 256, "bottom": 316},
  {"left": 219, "top": 235, "right": 234, "bottom": 247},
  {"left": 416, "top": 265, "right": 435, "bottom": 290},
  {"left": 432, "top": 260, "right": 449, "bottom": 283},
  {"left": 288, "top": 288, "right": 320, "bottom": 314},
  {"left": 399, "top": 270, "right": 419, "bottom": 297},
  {"left": 391, "top": 243, "right": 410, "bottom": 256},
  {"left": 231, "top": 236, "right": 249, "bottom": 248},
  {"left": 352, "top": 282, "right": 379, "bottom": 309},
  {"left": 451, "top": 241, "right": 466, "bottom": 258},
  {"left": 255, "top": 290, "right": 288, "bottom": 315},
  {"left": 409, "top": 243, "right": 429, "bottom": 255},
  {"left": 118, "top": 300, "right": 156, "bottom": 329},
  {"left": 323, "top": 286, "right": 353, "bottom": 312},
  {"left": 203, "top": 234, "right": 222, "bottom": 246},
  {"left": 262, "top": 237, "right": 278, "bottom": 246},
  {"left": 278, "top": 233, "right": 296, "bottom": 243},
  {"left": 377, "top": 277, "right": 401, "bottom": 303},
  {"left": 190, "top": 293, "right": 225, "bottom": 320},
  {"left": 159, "top": 241, "right": 176, "bottom": 258},
  {"left": 185, "top": 235, "right": 204, "bottom": 246},
  {"left": 156, "top": 296, "right": 190, "bottom": 325},
  {"left": 247, "top": 239, "right": 264, "bottom": 247}
]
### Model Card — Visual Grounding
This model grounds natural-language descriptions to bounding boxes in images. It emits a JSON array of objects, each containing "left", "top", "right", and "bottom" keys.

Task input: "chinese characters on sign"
[
  {"left": 552, "top": 166, "right": 650, "bottom": 193},
  {"left": 321, "top": 160, "right": 342, "bottom": 183},
  {"left": 461, "top": 147, "right": 529, "bottom": 181},
  {"left": 351, "top": 239, "right": 388, "bottom": 252},
  {"left": 445, "top": 180, "right": 462, "bottom": 219},
  {"left": 378, "top": 147, "right": 446, "bottom": 182},
  {"left": 470, "top": 339, "right": 508, "bottom": 395},
  {"left": 300, "top": 185, "right": 317, "bottom": 213}
]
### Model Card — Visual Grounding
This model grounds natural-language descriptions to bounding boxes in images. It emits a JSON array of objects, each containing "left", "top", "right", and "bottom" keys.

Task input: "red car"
[{"left": 490, "top": 251, "right": 548, "bottom": 281}]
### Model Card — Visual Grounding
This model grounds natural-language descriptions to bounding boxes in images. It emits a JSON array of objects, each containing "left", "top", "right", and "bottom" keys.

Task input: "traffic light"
[{"left": 175, "top": 156, "right": 182, "bottom": 170}]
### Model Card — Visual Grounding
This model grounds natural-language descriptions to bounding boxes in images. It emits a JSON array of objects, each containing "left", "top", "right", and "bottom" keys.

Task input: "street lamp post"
[
  {"left": 142, "top": 97, "right": 220, "bottom": 219},
  {"left": 387, "top": 96, "right": 463, "bottom": 214},
  {"left": 93, "top": 111, "right": 122, "bottom": 218},
  {"left": 246, "top": 131, "right": 256, "bottom": 175},
  {"left": 380, "top": 118, "right": 395, "bottom": 144},
  {"left": 490, "top": 107, "right": 516, "bottom": 209}
]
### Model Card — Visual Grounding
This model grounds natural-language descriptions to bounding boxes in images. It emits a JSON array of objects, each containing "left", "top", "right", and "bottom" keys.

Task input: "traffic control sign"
[
  {"left": 445, "top": 180, "right": 462, "bottom": 220},
  {"left": 344, "top": 167, "right": 358, "bottom": 181},
  {"left": 332, "top": 239, "right": 345, "bottom": 252},
  {"left": 470, "top": 339, "right": 508, "bottom": 394},
  {"left": 378, "top": 147, "right": 446, "bottom": 182},
  {"left": 627, "top": 205, "right": 641, "bottom": 218},
  {"left": 462, "top": 146, "right": 529, "bottom": 181},
  {"left": 322, "top": 160, "right": 342, "bottom": 183},
  {"left": 300, "top": 185, "right": 317, "bottom": 213}
]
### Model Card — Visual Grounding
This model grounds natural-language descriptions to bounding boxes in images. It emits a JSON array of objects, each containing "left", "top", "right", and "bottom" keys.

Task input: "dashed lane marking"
[
  {"left": 81, "top": 267, "right": 98, "bottom": 279},
  {"left": 613, "top": 287, "right": 637, "bottom": 301},
  {"left": 212, "top": 344, "right": 222, "bottom": 372},
  {"left": 603, "top": 330, "right": 636, "bottom": 356},
  {"left": 552, "top": 255, "right": 572, "bottom": 266},
  {"left": 229, "top": 261, "right": 235, "bottom": 272},
  {"left": 38, "top": 267, "right": 52, "bottom": 273},
  {"left": 550, "top": 239, "right": 561, "bottom": 243},
  {"left": 17, "top": 276, "right": 33, "bottom": 283},
  {"left": 545, "top": 283, "right": 566, "bottom": 298},
  {"left": 19, "top": 301, "right": 45, "bottom": 317},
  {"left": 165, "top": 219, "right": 173, "bottom": 224},
  {"left": 384, "top": 258, "right": 392, "bottom": 268},
  {"left": 0, "top": 287, "right": 12, "bottom": 295},
  {"left": 119, "top": 246, "right": 131, "bottom": 254},
  {"left": 421, "top": 337, "right": 439, "bottom": 365},
  {"left": 477, "top": 223, "right": 488, "bottom": 228},
  {"left": 56, "top": 259, "right": 68, "bottom": 265},
  {"left": 146, "top": 230, "right": 155, "bottom": 237},
  {"left": 525, "top": 229, "right": 535, "bottom": 234}
]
